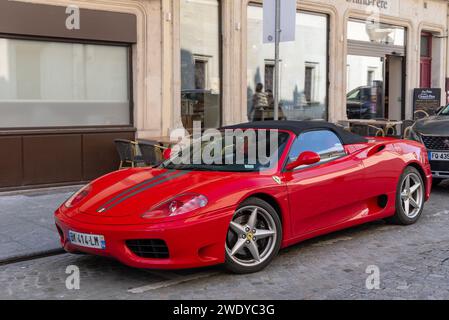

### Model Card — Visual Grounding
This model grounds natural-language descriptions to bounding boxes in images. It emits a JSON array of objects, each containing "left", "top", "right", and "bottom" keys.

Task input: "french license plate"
[
  {"left": 69, "top": 230, "right": 106, "bottom": 250},
  {"left": 429, "top": 152, "right": 449, "bottom": 161}
]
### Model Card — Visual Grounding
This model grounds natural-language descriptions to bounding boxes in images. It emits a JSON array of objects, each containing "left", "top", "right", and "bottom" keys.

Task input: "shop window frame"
[
  {"left": 246, "top": 1, "right": 330, "bottom": 121},
  {"left": 0, "top": 33, "right": 134, "bottom": 132},
  {"left": 346, "top": 18, "right": 408, "bottom": 121},
  {"left": 178, "top": 0, "right": 224, "bottom": 129}
]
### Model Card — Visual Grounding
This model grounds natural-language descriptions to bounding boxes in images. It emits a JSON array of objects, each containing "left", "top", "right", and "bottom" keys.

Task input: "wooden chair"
[
  {"left": 384, "top": 123, "right": 399, "bottom": 137},
  {"left": 372, "top": 118, "right": 396, "bottom": 137},
  {"left": 350, "top": 124, "right": 384, "bottom": 137},
  {"left": 367, "top": 125, "right": 385, "bottom": 137},
  {"left": 402, "top": 120, "right": 415, "bottom": 139},
  {"left": 114, "top": 139, "right": 145, "bottom": 169},
  {"left": 138, "top": 141, "right": 167, "bottom": 167}
]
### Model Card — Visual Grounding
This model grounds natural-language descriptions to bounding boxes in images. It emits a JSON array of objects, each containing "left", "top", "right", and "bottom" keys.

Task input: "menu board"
[{"left": 413, "top": 88, "right": 441, "bottom": 117}]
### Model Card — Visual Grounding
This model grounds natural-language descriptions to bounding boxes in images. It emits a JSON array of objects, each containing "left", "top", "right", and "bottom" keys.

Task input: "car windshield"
[
  {"left": 160, "top": 130, "right": 290, "bottom": 172},
  {"left": 440, "top": 105, "right": 449, "bottom": 115},
  {"left": 346, "top": 89, "right": 360, "bottom": 100}
]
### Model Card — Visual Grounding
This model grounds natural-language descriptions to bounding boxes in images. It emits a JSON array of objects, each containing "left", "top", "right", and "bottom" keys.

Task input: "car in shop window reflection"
[{"left": 346, "top": 86, "right": 375, "bottom": 119}]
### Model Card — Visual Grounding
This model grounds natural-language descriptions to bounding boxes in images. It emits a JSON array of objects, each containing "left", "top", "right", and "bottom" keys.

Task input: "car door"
[
  {"left": 357, "top": 142, "right": 404, "bottom": 204},
  {"left": 283, "top": 130, "right": 366, "bottom": 236}
]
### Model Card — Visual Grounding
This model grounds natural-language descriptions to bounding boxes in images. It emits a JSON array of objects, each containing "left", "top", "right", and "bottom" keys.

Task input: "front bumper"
[
  {"left": 432, "top": 171, "right": 449, "bottom": 179},
  {"left": 55, "top": 208, "right": 233, "bottom": 269}
]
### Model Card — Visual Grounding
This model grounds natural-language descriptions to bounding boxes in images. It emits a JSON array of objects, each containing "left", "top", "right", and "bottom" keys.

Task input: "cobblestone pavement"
[
  {"left": 0, "top": 186, "right": 82, "bottom": 261},
  {"left": 0, "top": 183, "right": 448, "bottom": 300}
]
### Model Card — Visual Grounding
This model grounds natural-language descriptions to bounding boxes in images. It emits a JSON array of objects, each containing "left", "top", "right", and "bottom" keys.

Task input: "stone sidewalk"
[{"left": 0, "top": 186, "right": 83, "bottom": 262}]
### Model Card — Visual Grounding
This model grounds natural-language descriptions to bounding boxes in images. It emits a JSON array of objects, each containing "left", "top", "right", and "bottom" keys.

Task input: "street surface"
[
  {"left": 1, "top": 183, "right": 448, "bottom": 300},
  {"left": 0, "top": 186, "right": 80, "bottom": 261}
]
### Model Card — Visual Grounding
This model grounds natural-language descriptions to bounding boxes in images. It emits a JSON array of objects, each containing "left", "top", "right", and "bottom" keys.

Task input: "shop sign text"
[{"left": 347, "top": 0, "right": 389, "bottom": 10}]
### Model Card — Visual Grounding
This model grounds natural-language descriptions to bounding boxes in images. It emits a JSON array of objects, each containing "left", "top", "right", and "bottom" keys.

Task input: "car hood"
[
  {"left": 73, "top": 168, "right": 245, "bottom": 220},
  {"left": 414, "top": 115, "right": 449, "bottom": 135}
]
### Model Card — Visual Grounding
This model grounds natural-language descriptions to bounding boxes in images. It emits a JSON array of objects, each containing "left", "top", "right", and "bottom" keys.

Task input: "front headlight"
[
  {"left": 141, "top": 193, "right": 208, "bottom": 219},
  {"left": 64, "top": 184, "right": 92, "bottom": 208}
]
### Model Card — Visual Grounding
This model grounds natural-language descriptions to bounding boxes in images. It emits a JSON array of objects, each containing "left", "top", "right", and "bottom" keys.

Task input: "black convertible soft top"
[{"left": 222, "top": 120, "right": 368, "bottom": 145}]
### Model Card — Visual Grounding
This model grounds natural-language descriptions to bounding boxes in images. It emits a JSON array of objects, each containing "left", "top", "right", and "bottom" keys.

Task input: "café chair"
[
  {"left": 367, "top": 125, "right": 385, "bottom": 137},
  {"left": 138, "top": 140, "right": 167, "bottom": 167},
  {"left": 350, "top": 124, "right": 384, "bottom": 137},
  {"left": 114, "top": 139, "right": 145, "bottom": 169},
  {"left": 402, "top": 120, "right": 416, "bottom": 139}
]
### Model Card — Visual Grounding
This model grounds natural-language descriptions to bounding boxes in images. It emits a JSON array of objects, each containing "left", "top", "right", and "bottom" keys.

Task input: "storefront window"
[
  {"left": 180, "top": 0, "right": 221, "bottom": 131},
  {"left": 247, "top": 5, "right": 328, "bottom": 121},
  {"left": 0, "top": 38, "right": 130, "bottom": 128},
  {"left": 346, "top": 20, "right": 406, "bottom": 121},
  {"left": 347, "top": 20, "right": 405, "bottom": 46}
]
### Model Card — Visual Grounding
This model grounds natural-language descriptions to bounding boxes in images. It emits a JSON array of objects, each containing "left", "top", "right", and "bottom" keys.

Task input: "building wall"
[
  {"left": 8, "top": 0, "right": 449, "bottom": 134},
  {"left": 0, "top": 0, "right": 143, "bottom": 189},
  {"left": 243, "top": 0, "right": 447, "bottom": 122},
  {"left": 0, "top": 0, "right": 447, "bottom": 189}
]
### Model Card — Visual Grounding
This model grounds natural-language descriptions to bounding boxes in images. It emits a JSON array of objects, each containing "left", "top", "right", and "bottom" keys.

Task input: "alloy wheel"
[
  {"left": 400, "top": 172, "right": 424, "bottom": 219},
  {"left": 225, "top": 205, "right": 277, "bottom": 267}
]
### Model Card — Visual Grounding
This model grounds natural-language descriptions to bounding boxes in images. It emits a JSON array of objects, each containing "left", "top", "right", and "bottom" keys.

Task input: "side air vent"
[
  {"left": 377, "top": 195, "right": 388, "bottom": 209},
  {"left": 367, "top": 144, "right": 386, "bottom": 157}
]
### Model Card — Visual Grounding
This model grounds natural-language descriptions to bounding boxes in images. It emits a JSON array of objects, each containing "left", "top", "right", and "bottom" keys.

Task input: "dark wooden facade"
[{"left": 0, "top": 129, "right": 135, "bottom": 189}]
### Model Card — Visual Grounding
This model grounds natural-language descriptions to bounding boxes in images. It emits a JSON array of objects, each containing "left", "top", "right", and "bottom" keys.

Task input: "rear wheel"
[
  {"left": 224, "top": 198, "right": 282, "bottom": 274},
  {"left": 387, "top": 167, "right": 425, "bottom": 225}
]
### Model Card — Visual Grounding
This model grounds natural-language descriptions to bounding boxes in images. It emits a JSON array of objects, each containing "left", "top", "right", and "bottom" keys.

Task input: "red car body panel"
[{"left": 55, "top": 130, "right": 432, "bottom": 270}]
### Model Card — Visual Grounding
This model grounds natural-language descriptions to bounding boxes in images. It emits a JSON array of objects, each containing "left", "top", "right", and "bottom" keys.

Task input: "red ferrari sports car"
[{"left": 55, "top": 121, "right": 432, "bottom": 273}]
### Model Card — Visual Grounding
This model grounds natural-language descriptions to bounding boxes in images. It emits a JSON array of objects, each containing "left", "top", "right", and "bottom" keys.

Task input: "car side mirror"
[
  {"left": 285, "top": 151, "right": 320, "bottom": 171},
  {"left": 162, "top": 148, "right": 172, "bottom": 160}
]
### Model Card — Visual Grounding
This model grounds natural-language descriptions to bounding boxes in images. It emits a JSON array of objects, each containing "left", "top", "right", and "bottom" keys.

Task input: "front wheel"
[
  {"left": 224, "top": 198, "right": 282, "bottom": 274},
  {"left": 387, "top": 166, "right": 425, "bottom": 225}
]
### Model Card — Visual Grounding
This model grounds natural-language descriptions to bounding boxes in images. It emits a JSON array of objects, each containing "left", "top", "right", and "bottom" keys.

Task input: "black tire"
[
  {"left": 432, "top": 178, "right": 443, "bottom": 186},
  {"left": 387, "top": 166, "right": 425, "bottom": 225},
  {"left": 224, "top": 197, "right": 282, "bottom": 274}
]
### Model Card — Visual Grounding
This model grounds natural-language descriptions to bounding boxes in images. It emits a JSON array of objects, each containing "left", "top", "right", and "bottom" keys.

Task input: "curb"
[
  {"left": 0, "top": 248, "right": 66, "bottom": 266},
  {"left": 0, "top": 185, "right": 84, "bottom": 197}
]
